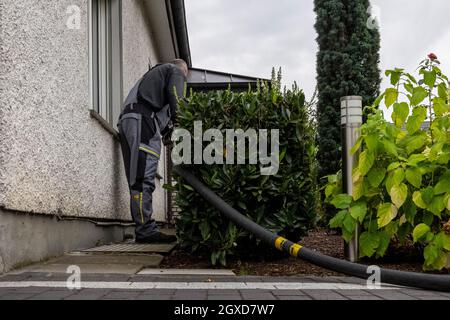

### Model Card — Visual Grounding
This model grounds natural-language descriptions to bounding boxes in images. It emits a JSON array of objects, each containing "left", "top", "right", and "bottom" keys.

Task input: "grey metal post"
[{"left": 341, "top": 96, "right": 363, "bottom": 262}]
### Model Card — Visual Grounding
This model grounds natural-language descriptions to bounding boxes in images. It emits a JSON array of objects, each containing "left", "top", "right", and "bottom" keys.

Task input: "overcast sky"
[{"left": 185, "top": 0, "right": 450, "bottom": 114}]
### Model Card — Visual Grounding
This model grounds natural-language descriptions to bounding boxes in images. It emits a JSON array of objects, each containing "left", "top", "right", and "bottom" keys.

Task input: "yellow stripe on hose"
[
  {"left": 274, "top": 237, "right": 287, "bottom": 251},
  {"left": 289, "top": 244, "right": 303, "bottom": 257}
]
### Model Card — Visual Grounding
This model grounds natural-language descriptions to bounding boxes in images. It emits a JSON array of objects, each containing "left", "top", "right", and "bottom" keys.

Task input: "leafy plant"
[
  {"left": 171, "top": 78, "right": 318, "bottom": 266},
  {"left": 326, "top": 55, "right": 450, "bottom": 270}
]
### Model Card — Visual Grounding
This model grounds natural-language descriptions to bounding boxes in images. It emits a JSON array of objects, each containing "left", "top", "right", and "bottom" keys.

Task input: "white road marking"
[{"left": 0, "top": 281, "right": 400, "bottom": 290}]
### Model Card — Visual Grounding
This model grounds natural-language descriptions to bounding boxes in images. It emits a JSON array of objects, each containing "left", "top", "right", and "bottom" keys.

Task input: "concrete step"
[
  {"left": 18, "top": 253, "right": 164, "bottom": 275},
  {"left": 50, "top": 253, "right": 164, "bottom": 266},
  {"left": 10, "top": 231, "right": 178, "bottom": 276}
]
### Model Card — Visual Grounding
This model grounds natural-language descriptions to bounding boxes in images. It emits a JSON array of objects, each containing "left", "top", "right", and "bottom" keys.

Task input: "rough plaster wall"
[
  {"left": 0, "top": 1, "right": 9, "bottom": 206},
  {"left": 122, "top": 0, "right": 160, "bottom": 95},
  {"left": 0, "top": 0, "right": 130, "bottom": 221},
  {"left": 122, "top": 0, "right": 167, "bottom": 222}
]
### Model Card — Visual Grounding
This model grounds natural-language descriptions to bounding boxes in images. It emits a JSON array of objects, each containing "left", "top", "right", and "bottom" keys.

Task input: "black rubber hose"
[{"left": 174, "top": 166, "right": 450, "bottom": 292}]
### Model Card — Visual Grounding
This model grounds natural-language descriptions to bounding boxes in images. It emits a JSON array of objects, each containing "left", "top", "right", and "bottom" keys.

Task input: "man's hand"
[
  {"left": 162, "top": 132, "right": 173, "bottom": 146},
  {"left": 161, "top": 121, "right": 175, "bottom": 146}
]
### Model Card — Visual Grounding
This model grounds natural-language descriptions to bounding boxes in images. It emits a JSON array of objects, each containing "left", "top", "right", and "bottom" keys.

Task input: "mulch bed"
[{"left": 161, "top": 229, "right": 449, "bottom": 276}]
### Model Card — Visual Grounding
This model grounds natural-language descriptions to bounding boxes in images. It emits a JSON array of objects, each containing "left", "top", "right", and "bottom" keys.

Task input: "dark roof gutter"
[
  {"left": 187, "top": 67, "right": 270, "bottom": 93},
  {"left": 168, "top": 0, "right": 192, "bottom": 67}
]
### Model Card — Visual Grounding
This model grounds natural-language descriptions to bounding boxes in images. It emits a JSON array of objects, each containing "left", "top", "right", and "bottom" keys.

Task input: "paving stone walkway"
[
  {"left": 1, "top": 237, "right": 449, "bottom": 301},
  {"left": 1, "top": 272, "right": 449, "bottom": 300}
]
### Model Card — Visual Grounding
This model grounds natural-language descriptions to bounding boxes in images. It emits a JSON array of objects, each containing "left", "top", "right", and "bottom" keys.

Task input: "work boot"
[{"left": 136, "top": 231, "right": 177, "bottom": 244}]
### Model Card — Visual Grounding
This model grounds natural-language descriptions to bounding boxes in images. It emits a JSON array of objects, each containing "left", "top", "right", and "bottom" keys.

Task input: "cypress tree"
[{"left": 314, "top": 0, "right": 381, "bottom": 181}]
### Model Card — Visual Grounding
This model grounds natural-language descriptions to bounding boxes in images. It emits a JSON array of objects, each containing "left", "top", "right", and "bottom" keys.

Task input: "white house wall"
[{"left": 0, "top": 0, "right": 168, "bottom": 222}]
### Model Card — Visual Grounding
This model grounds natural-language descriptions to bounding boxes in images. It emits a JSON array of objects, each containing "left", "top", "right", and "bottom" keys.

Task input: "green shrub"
[
  {"left": 314, "top": 0, "right": 381, "bottom": 181},
  {"left": 325, "top": 56, "right": 450, "bottom": 270},
  {"left": 171, "top": 82, "right": 318, "bottom": 266}
]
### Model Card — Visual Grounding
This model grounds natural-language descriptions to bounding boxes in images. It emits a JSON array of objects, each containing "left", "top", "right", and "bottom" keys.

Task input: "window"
[{"left": 90, "top": 0, "right": 123, "bottom": 128}]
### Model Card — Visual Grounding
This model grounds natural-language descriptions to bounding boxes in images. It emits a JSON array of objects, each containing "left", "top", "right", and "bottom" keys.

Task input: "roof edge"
[
  {"left": 168, "top": 0, "right": 192, "bottom": 67},
  {"left": 188, "top": 67, "right": 271, "bottom": 83}
]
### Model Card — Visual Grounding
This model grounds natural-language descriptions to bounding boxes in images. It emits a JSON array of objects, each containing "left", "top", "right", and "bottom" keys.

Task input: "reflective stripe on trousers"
[{"left": 118, "top": 112, "right": 161, "bottom": 239}]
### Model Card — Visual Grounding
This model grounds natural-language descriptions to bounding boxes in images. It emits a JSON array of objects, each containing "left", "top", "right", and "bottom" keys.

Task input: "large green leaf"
[
  {"left": 387, "top": 162, "right": 401, "bottom": 172},
  {"left": 376, "top": 231, "right": 392, "bottom": 257},
  {"left": 437, "top": 83, "right": 448, "bottom": 100},
  {"left": 343, "top": 213, "right": 356, "bottom": 235},
  {"left": 349, "top": 201, "right": 367, "bottom": 223},
  {"left": 364, "top": 134, "right": 380, "bottom": 153},
  {"left": 433, "top": 98, "right": 450, "bottom": 117},
  {"left": 382, "top": 139, "right": 398, "bottom": 156},
  {"left": 404, "top": 198, "right": 417, "bottom": 224},
  {"left": 352, "top": 177, "right": 367, "bottom": 201},
  {"left": 325, "top": 184, "right": 336, "bottom": 198},
  {"left": 434, "top": 178, "right": 450, "bottom": 195},
  {"left": 407, "top": 154, "right": 427, "bottom": 167},
  {"left": 359, "top": 151, "right": 375, "bottom": 176},
  {"left": 421, "top": 186, "right": 434, "bottom": 204},
  {"left": 359, "top": 232, "right": 380, "bottom": 258},
  {"left": 367, "top": 167, "right": 386, "bottom": 188},
  {"left": 385, "top": 172, "right": 395, "bottom": 196},
  {"left": 392, "top": 102, "right": 409, "bottom": 128},
  {"left": 423, "top": 243, "right": 443, "bottom": 269},
  {"left": 422, "top": 70, "right": 437, "bottom": 88},
  {"left": 443, "top": 233, "right": 450, "bottom": 251},
  {"left": 406, "top": 107, "right": 427, "bottom": 134},
  {"left": 422, "top": 212, "right": 435, "bottom": 227},
  {"left": 404, "top": 133, "right": 427, "bottom": 155},
  {"left": 377, "top": 203, "right": 398, "bottom": 228},
  {"left": 390, "top": 183, "right": 408, "bottom": 208},
  {"left": 429, "top": 143, "right": 444, "bottom": 162},
  {"left": 384, "top": 88, "right": 398, "bottom": 107},
  {"left": 386, "top": 69, "right": 402, "bottom": 86},
  {"left": 404, "top": 83, "right": 414, "bottom": 94},
  {"left": 429, "top": 251, "right": 448, "bottom": 270},
  {"left": 329, "top": 210, "right": 347, "bottom": 228},
  {"left": 392, "top": 168, "right": 405, "bottom": 186},
  {"left": 428, "top": 195, "right": 446, "bottom": 217},
  {"left": 405, "top": 167, "right": 422, "bottom": 188},
  {"left": 410, "top": 87, "right": 428, "bottom": 106},
  {"left": 331, "top": 194, "right": 353, "bottom": 209},
  {"left": 413, "top": 223, "right": 430, "bottom": 243}
]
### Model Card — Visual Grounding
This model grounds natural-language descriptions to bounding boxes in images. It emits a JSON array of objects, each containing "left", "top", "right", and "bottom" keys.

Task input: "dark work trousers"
[{"left": 118, "top": 106, "right": 161, "bottom": 239}]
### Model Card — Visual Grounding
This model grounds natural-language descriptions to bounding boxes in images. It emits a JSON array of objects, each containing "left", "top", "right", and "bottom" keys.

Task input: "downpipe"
[{"left": 174, "top": 166, "right": 450, "bottom": 292}]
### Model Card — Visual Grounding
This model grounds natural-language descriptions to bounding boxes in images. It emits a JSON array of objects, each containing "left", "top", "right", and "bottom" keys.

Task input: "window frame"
[{"left": 89, "top": 0, "right": 123, "bottom": 128}]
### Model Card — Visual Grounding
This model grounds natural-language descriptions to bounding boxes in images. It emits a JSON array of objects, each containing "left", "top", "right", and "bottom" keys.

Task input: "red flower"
[{"left": 428, "top": 53, "right": 438, "bottom": 60}]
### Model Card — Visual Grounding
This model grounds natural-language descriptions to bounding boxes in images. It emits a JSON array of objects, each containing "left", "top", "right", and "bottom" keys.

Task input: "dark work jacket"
[{"left": 123, "top": 63, "right": 186, "bottom": 119}]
